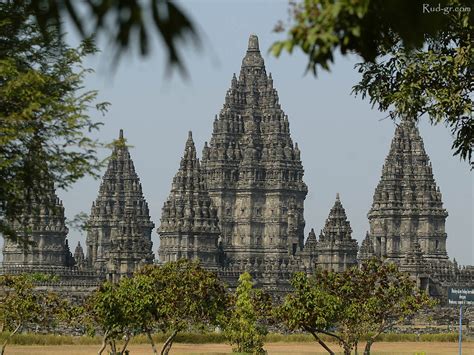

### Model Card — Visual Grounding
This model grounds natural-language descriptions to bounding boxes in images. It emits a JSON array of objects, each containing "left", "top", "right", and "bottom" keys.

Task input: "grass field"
[{"left": 5, "top": 341, "right": 474, "bottom": 354}]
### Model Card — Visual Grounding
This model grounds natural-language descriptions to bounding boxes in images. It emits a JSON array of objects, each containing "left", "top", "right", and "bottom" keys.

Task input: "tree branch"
[
  {"left": 1, "top": 323, "right": 22, "bottom": 355},
  {"left": 98, "top": 329, "right": 109, "bottom": 355},
  {"left": 160, "top": 329, "right": 178, "bottom": 355},
  {"left": 306, "top": 328, "right": 335, "bottom": 355},
  {"left": 120, "top": 333, "right": 130, "bottom": 355}
]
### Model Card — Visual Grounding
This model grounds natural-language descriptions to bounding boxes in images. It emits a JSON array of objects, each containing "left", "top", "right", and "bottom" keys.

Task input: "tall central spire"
[{"left": 201, "top": 35, "right": 308, "bottom": 265}]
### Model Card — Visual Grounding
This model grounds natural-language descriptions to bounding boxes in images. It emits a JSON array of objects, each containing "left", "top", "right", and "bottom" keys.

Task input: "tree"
[
  {"left": 83, "top": 275, "right": 157, "bottom": 355},
  {"left": 0, "top": 1, "right": 108, "bottom": 242},
  {"left": 277, "top": 260, "right": 435, "bottom": 355},
  {"left": 0, "top": 274, "right": 65, "bottom": 355},
  {"left": 224, "top": 272, "right": 270, "bottom": 354},
  {"left": 84, "top": 281, "right": 128, "bottom": 355},
  {"left": 117, "top": 273, "right": 160, "bottom": 355},
  {"left": 83, "top": 260, "right": 228, "bottom": 355},
  {"left": 354, "top": 260, "right": 436, "bottom": 354},
  {"left": 16, "top": 0, "right": 199, "bottom": 73},
  {"left": 276, "top": 271, "right": 343, "bottom": 355},
  {"left": 136, "top": 260, "right": 229, "bottom": 355},
  {"left": 272, "top": 0, "right": 473, "bottom": 166}
]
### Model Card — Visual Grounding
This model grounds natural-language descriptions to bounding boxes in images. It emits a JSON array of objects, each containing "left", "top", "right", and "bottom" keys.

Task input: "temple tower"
[
  {"left": 74, "top": 242, "right": 85, "bottom": 268},
  {"left": 2, "top": 185, "right": 71, "bottom": 267},
  {"left": 201, "top": 35, "right": 308, "bottom": 266},
  {"left": 86, "top": 130, "right": 154, "bottom": 279},
  {"left": 367, "top": 118, "right": 449, "bottom": 264},
  {"left": 315, "top": 194, "right": 358, "bottom": 271},
  {"left": 301, "top": 228, "right": 318, "bottom": 269},
  {"left": 358, "top": 232, "right": 375, "bottom": 263},
  {"left": 158, "top": 132, "right": 220, "bottom": 268}
]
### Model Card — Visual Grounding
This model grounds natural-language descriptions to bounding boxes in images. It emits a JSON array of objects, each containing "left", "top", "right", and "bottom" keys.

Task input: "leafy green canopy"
[
  {"left": 352, "top": 9, "right": 473, "bottom": 166},
  {"left": 277, "top": 260, "right": 435, "bottom": 355},
  {"left": 0, "top": 1, "right": 108, "bottom": 240},
  {"left": 0, "top": 274, "right": 65, "bottom": 355},
  {"left": 273, "top": 0, "right": 473, "bottom": 166},
  {"left": 84, "top": 260, "right": 228, "bottom": 355}
]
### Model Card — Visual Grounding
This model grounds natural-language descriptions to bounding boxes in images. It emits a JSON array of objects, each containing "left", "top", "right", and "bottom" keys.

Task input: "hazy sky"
[{"left": 1, "top": 1, "right": 472, "bottom": 264}]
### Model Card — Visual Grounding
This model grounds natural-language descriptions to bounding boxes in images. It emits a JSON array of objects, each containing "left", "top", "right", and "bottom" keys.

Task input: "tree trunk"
[
  {"left": 1, "top": 340, "right": 7, "bottom": 355},
  {"left": 98, "top": 330, "right": 109, "bottom": 355},
  {"left": 110, "top": 339, "right": 116, "bottom": 354},
  {"left": 147, "top": 331, "right": 159, "bottom": 355},
  {"left": 160, "top": 330, "right": 178, "bottom": 355},
  {"left": 120, "top": 334, "right": 130, "bottom": 355},
  {"left": 354, "top": 341, "right": 358, "bottom": 355},
  {"left": 343, "top": 344, "right": 352, "bottom": 355},
  {"left": 309, "top": 331, "right": 335, "bottom": 355},
  {"left": 364, "top": 339, "right": 373, "bottom": 355},
  {"left": 1, "top": 324, "right": 22, "bottom": 355}
]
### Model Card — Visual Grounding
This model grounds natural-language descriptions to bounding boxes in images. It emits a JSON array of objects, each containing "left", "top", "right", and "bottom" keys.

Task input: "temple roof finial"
[
  {"left": 119, "top": 129, "right": 124, "bottom": 139},
  {"left": 336, "top": 192, "right": 340, "bottom": 201},
  {"left": 248, "top": 34, "right": 259, "bottom": 51}
]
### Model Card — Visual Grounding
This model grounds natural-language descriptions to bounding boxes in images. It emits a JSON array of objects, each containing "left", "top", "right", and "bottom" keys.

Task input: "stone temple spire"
[
  {"left": 86, "top": 130, "right": 154, "bottom": 279},
  {"left": 301, "top": 228, "right": 318, "bottom": 269},
  {"left": 368, "top": 118, "right": 448, "bottom": 263},
  {"left": 304, "top": 228, "right": 318, "bottom": 253},
  {"left": 316, "top": 194, "right": 358, "bottom": 271},
  {"left": 2, "top": 183, "right": 71, "bottom": 267},
  {"left": 358, "top": 232, "right": 375, "bottom": 263},
  {"left": 201, "top": 34, "right": 307, "bottom": 265},
  {"left": 74, "top": 241, "right": 85, "bottom": 268},
  {"left": 158, "top": 132, "right": 220, "bottom": 268}
]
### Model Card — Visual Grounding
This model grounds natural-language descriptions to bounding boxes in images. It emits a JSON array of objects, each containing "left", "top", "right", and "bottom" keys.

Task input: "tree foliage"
[
  {"left": 352, "top": 6, "right": 473, "bottom": 166},
  {"left": 0, "top": 274, "right": 65, "bottom": 355},
  {"left": 84, "top": 281, "right": 127, "bottom": 355},
  {"left": 0, "top": 1, "right": 108, "bottom": 241},
  {"left": 276, "top": 271, "right": 343, "bottom": 354},
  {"left": 273, "top": 0, "right": 473, "bottom": 166},
  {"left": 277, "top": 260, "right": 435, "bottom": 355},
  {"left": 224, "top": 272, "right": 269, "bottom": 354},
  {"left": 137, "top": 260, "right": 229, "bottom": 355},
  {"left": 84, "top": 260, "right": 228, "bottom": 355},
  {"left": 19, "top": 0, "right": 199, "bottom": 73}
]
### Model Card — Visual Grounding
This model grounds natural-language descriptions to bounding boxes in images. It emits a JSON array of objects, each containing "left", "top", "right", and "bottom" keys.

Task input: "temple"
[
  {"left": 1, "top": 35, "right": 472, "bottom": 300},
  {"left": 362, "top": 117, "right": 466, "bottom": 295},
  {"left": 158, "top": 131, "right": 221, "bottom": 268},
  {"left": 1, "top": 185, "right": 72, "bottom": 267},
  {"left": 200, "top": 34, "right": 307, "bottom": 267},
  {"left": 315, "top": 194, "right": 358, "bottom": 272},
  {"left": 85, "top": 130, "right": 155, "bottom": 281}
]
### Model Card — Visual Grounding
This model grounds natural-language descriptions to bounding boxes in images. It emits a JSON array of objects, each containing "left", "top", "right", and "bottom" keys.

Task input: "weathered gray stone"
[
  {"left": 315, "top": 194, "right": 358, "bottom": 272},
  {"left": 158, "top": 132, "right": 220, "bottom": 268},
  {"left": 2, "top": 185, "right": 72, "bottom": 267},
  {"left": 86, "top": 129, "right": 155, "bottom": 281}
]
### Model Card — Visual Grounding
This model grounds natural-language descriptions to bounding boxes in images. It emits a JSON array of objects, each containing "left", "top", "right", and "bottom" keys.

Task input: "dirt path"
[{"left": 6, "top": 341, "right": 473, "bottom": 354}]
